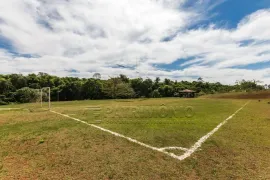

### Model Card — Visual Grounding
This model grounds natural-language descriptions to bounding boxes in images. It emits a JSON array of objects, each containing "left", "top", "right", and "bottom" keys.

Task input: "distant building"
[{"left": 179, "top": 89, "right": 196, "bottom": 98}]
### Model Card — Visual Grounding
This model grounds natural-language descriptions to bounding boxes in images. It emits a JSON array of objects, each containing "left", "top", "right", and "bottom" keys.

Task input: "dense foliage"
[{"left": 0, "top": 73, "right": 265, "bottom": 104}]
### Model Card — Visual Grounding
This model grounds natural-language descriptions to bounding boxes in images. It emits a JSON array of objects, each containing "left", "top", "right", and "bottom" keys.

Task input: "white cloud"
[
  {"left": 233, "top": 9, "right": 270, "bottom": 40},
  {"left": 0, "top": 0, "right": 270, "bottom": 84}
]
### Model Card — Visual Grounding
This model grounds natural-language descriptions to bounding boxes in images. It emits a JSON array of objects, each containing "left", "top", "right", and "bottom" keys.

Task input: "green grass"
[
  {"left": 53, "top": 98, "right": 246, "bottom": 147},
  {"left": 0, "top": 98, "right": 270, "bottom": 179}
]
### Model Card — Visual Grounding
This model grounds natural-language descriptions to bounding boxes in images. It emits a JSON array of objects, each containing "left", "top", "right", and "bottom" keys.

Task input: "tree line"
[{"left": 0, "top": 73, "right": 265, "bottom": 105}]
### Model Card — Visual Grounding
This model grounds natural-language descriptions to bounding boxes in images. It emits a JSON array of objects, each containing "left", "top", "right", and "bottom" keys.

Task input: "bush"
[
  {"left": 0, "top": 100, "right": 8, "bottom": 105},
  {"left": 14, "top": 87, "right": 40, "bottom": 103},
  {"left": 5, "top": 92, "right": 16, "bottom": 102},
  {"left": 0, "top": 95, "right": 8, "bottom": 105},
  {"left": 198, "top": 91, "right": 206, "bottom": 97},
  {"left": 115, "top": 83, "right": 135, "bottom": 99},
  {"left": 0, "top": 95, "right": 5, "bottom": 100}
]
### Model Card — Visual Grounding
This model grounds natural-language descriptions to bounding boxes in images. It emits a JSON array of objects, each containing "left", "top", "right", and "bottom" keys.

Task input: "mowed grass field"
[{"left": 0, "top": 98, "right": 269, "bottom": 179}]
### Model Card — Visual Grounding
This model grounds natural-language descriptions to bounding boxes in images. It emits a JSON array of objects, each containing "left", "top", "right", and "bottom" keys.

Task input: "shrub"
[
  {"left": 115, "top": 83, "right": 135, "bottom": 99},
  {"left": 0, "top": 95, "right": 8, "bottom": 105},
  {"left": 14, "top": 87, "right": 40, "bottom": 103},
  {"left": 198, "top": 91, "right": 206, "bottom": 97},
  {"left": 0, "top": 100, "right": 8, "bottom": 105}
]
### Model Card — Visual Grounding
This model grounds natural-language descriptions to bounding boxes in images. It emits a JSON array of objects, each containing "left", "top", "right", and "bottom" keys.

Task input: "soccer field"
[{"left": 0, "top": 98, "right": 269, "bottom": 179}]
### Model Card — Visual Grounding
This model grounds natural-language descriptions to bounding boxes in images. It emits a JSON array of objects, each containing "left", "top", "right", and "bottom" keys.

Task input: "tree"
[
  {"left": 153, "top": 77, "right": 160, "bottom": 90},
  {"left": 0, "top": 72, "right": 267, "bottom": 105},
  {"left": 27, "top": 74, "right": 41, "bottom": 89},
  {"left": 164, "top": 78, "right": 172, "bottom": 85},
  {"left": 0, "top": 78, "right": 13, "bottom": 94},
  {"left": 8, "top": 74, "right": 27, "bottom": 90},
  {"left": 140, "top": 78, "right": 153, "bottom": 97},
  {"left": 119, "top": 74, "right": 129, "bottom": 83},
  {"left": 237, "top": 79, "right": 263, "bottom": 91},
  {"left": 115, "top": 83, "right": 135, "bottom": 99},
  {"left": 130, "top": 78, "right": 143, "bottom": 97},
  {"left": 82, "top": 79, "right": 103, "bottom": 99},
  {"left": 152, "top": 89, "right": 161, "bottom": 98},
  {"left": 159, "top": 85, "right": 174, "bottom": 97},
  {"left": 155, "top": 77, "right": 160, "bottom": 84},
  {"left": 103, "top": 77, "right": 122, "bottom": 98},
  {"left": 93, "top": 73, "right": 101, "bottom": 80},
  {"left": 60, "top": 81, "right": 83, "bottom": 101},
  {"left": 198, "top": 77, "right": 203, "bottom": 82}
]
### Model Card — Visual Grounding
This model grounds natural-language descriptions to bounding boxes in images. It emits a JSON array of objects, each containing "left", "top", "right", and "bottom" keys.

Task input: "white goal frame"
[{"left": 40, "top": 87, "right": 51, "bottom": 110}]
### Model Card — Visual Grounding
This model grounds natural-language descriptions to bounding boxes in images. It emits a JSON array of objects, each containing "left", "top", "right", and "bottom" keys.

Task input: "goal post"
[
  {"left": 24, "top": 87, "right": 51, "bottom": 112},
  {"left": 40, "top": 87, "right": 51, "bottom": 110}
]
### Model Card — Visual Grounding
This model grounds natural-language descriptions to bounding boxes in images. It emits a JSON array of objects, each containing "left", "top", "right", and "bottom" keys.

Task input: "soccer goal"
[{"left": 24, "top": 87, "right": 51, "bottom": 112}]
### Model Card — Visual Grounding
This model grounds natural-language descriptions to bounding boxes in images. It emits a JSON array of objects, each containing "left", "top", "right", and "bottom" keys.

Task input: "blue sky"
[
  {"left": 210, "top": 0, "right": 270, "bottom": 28},
  {"left": 0, "top": 35, "right": 13, "bottom": 52},
  {"left": 0, "top": 0, "right": 270, "bottom": 84}
]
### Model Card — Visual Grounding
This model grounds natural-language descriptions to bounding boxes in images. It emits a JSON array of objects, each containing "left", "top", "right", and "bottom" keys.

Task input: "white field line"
[
  {"left": 177, "top": 101, "right": 250, "bottom": 161},
  {"left": 159, "top": 147, "right": 189, "bottom": 151},
  {"left": 50, "top": 101, "right": 249, "bottom": 161},
  {"left": 50, "top": 110, "right": 185, "bottom": 161}
]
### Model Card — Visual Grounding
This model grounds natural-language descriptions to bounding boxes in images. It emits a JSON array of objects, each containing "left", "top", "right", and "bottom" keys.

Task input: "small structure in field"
[{"left": 179, "top": 89, "right": 196, "bottom": 98}]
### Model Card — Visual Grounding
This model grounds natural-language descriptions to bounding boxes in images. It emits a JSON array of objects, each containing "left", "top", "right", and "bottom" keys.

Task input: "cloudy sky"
[{"left": 1, "top": 0, "right": 270, "bottom": 84}]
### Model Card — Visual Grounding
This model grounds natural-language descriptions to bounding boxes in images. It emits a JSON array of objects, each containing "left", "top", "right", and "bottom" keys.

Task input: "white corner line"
[
  {"left": 50, "top": 110, "right": 183, "bottom": 161},
  {"left": 50, "top": 101, "right": 249, "bottom": 162},
  {"left": 159, "top": 147, "right": 189, "bottom": 152},
  {"left": 176, "top": 101, "right": 250, "bottom": 161}
]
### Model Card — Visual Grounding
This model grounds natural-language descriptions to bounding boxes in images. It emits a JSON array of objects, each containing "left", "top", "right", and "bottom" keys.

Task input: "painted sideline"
[
  {"left": 177, "top": 101, "right": 250, "bottom": 161},
  {"left": 50, "top": 101, "right": 249, "bottom": 161}
]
